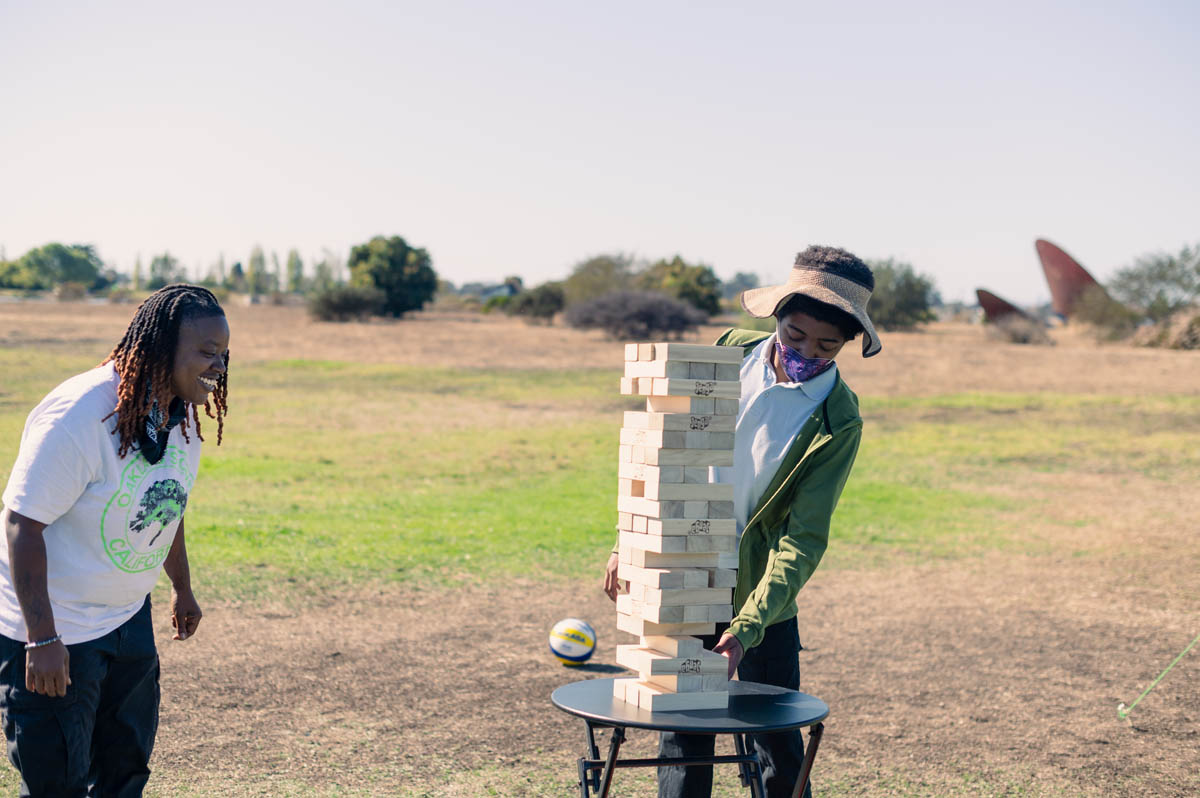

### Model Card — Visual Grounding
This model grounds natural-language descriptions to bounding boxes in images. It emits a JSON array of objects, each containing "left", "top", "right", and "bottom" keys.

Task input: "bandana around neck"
[
  {"left": 774, "top": 339, "right": 835, "bottom": 383},
  {"left": 138, "top": 395, "right": 187, "bottom": 464}
]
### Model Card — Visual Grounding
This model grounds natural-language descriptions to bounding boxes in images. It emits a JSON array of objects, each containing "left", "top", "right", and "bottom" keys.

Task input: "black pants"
[
  {"left": 658, "top": 616, "right": 811, "bottom": 798},
  {"left": 0, "top": 597, "right": 159, "bottom": 798}
]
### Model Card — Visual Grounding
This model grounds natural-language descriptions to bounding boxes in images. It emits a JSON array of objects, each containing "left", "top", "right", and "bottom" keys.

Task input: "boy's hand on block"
[
  {"left": 713, "top": 631, "right": 743, "bottom": 679},
  {"left": 602, "top": 552, "right": 621, "bottom": 601}
]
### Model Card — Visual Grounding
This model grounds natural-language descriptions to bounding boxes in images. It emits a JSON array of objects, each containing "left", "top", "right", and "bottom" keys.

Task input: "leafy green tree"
[
  {"left": 132, "top": 255, "right": 144, "bottom": 291},
  {"left": 146, "top": 252, "right": 186, "bottom": 291},
  {"left": 12, "top": 243, "right": 103, "bottom": 288},
  {"left": 563, "top": 254, "right": 635, "bottom": 306},
  {"left": 866, "top": 258, "right": 940, "bottom": 330},
  {"left": 1107, "top": 243, "right": 1200, "bottom": 323},
  {"left": 347, "top": 235, "right": 437, "bottom": 317},
  {"left": 635, "top": 255, "right": 722, "bottom": 316},
  {"left": 286, "top": 249, "right": 305, "bottom": 293},
  {"left": 247, "top": 246, "right": 267, "bottom": 297},
  {"left": 507, "top": 281, "right": 565, "bottom": 324}
]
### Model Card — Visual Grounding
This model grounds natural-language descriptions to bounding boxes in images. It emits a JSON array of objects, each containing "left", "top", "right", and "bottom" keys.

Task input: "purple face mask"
[{"left": 775, "top": 340, "right": 834, "bottom": 383}]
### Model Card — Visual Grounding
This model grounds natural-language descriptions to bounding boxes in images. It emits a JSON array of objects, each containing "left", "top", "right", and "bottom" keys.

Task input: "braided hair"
[{"left": 101, "top": 284, "right": 229, "bottom": 458}]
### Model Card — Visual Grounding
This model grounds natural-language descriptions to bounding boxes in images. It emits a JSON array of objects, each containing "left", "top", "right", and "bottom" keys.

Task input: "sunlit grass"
[{"left": 3, "top": 352, "right": 1199, "bottom": 601}]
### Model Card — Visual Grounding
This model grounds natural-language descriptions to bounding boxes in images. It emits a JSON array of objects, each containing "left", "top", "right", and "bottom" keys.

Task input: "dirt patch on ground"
[{"left": 151, "top": 547, "right": 1198, "bottom": 796}]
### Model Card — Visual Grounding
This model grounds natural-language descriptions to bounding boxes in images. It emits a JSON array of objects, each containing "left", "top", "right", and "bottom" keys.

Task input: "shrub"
[
  {"left": 507, "top": 281, "right": 565, "bottom": 324},
  {"left": 1108, "top": 243, "right": 1199, "bottom": 323},
  {"left": 481, "top": 295, "right": 511, "bottom": 314},
  {"left": 866, "top": 258, "right": 939, "bottom": 330},
  {"left": 985, "top": 315, "right": 1053, "bottom": 346},
  {"left": 565, "top": 290, "right": 707, "bottom": 340},
  {"left": 1073, "top": 284, "right": 1140, "bottom": 340},
  {"left": 635, "top": 256, "right": 722, "bottom": 316},
  {"left": 563, "top": 254, "right": 635, "bottom": 306},
  {"left": 308, "top": 285, "right": 385, "bottom": 322},
  {"left": 55, "top": 281, "right": 88, "bottom": 301},
  {"left": 1132, "top": 306, "right": 1200, "bottom": 350}
]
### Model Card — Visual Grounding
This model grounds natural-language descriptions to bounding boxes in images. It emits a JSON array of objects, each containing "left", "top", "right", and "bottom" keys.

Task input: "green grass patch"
[{"left": 3, "top": 351, "right": 1198, "bottom": 599}]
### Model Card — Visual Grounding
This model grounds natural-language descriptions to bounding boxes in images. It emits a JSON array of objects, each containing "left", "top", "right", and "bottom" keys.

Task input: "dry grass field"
[{"left": 1, "top": 299, "right": 1198, "bottom": 797}]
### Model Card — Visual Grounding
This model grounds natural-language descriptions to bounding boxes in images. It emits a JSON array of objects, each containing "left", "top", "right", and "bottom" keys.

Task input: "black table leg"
[
  {"left": 733, "top": 733, "right": 767, "bottom": 797},
  {"left": 596, "top": 726, "right": 626, "bottom": 797},
  {"left": 791, "top": 722, "right": 824, "bottom": 798}
]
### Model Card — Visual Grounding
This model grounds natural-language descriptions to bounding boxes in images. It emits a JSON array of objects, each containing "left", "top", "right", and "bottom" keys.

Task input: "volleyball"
[{"left": 549, "top": 618, "right": 596, "bottom": 666}]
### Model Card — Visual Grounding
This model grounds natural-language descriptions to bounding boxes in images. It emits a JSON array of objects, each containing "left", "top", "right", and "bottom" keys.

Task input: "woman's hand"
[
  {"left": 713, "top": 632, "right": 744, "bottom": 679},
  {"left": 602, "top": 552, "right": 621, "bottom": 601},
  {"left": 25, "top": 641, "right": 70, "bottom": 697},
  {"left": 171, "top": 587, "right": 203, "bottom": 641}
]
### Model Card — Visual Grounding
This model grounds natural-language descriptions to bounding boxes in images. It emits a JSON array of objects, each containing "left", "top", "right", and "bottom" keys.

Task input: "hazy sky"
[{"left": 2, "top": 0, "right": 1197, "bottom": 304}]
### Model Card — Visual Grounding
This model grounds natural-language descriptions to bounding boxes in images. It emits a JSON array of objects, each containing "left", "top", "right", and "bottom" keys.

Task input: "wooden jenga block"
[
  {"left": 688, "top": 361, "right": 716, "bottom": 379},
  {"left": 691, "top": 604, "right": 734, "bottom": 623},
  {"left": 628, "top": 549, "right": 730, "bottom": 569},
  {"left": 620, "top": 530, "right": 736, "bottom": 554},
  {"left": 702, "top": 568, "right": 738, "bottom": 588},
  {"left": 619, "top": 428, "right": 688, "bottom": 448},
  {"left": 638, "top": 343, "right": 655, "bottom": 360},
  {"left": 627, "top": 680, "right": 730, "bottom": 711},
  {"left": 706, "top": 501, "right": 735, "bottom": 519},
  {"left": 632, "top": 514, "right": 648, "bottom": 533},
  {"left": 644, "top": 672, "right": 731, "bottom": 692},
  {"left": 644, "top": 448, "right": 734, "bottom": 467},
  {"left": 649, "top": 378, "right": 740, "bottom": 399},
  {"left": 624, "top": 411, "right": 736, "bottom": 433},
  {"left": 645, "top": 518, "right": 737, "bottom": 536},
  {"left": 624, "top": 343, "right": 640, "bottom": 361},
  {"left": 647, "top": 396, "right": 718, "bottom": 414},
  {"left": 638, "top": 586, "right": 732, "bottom": 606},
  {"left": 618, "top": 596, "right": 690, "bottom": 624},
  {"left": 641, "top": 635, "right": 703, "bottom": 656},
  {"left": 647, "top": 343, "right": 744, "bottom": 364},
  {"left": 683, "top": 467, "right": 710, "bottom": 483},
  {"left": 624, "top": 360, "right": 691, "bottom": 379},
  {"left": 645, "top": 673, "right": 703, "bottom": 692},
  {"left": 618, "top": 564, "right": 709, "bottom": 590},
  {"left": 613, "top": 677, "right": 632, "bottom": 702},
  {"left": 618, "top": 545, "right": 632, "bottom": 564},
  {"left": 616, "top": 611, "right": 716, "bottom": 637},
  {"left": 715, "top": 363, "right": 741, "bottom": 381},
  {"left": 618, "top": 462, "right": 685, "bottom": 483},
  {"left": 619, "top": 377, "right": 636, "bottom": 395},
  {"left": 715, "top": 399, "right": 738, "bottom": 415},
  {"left": 644, "top": 482, "right": 733, "bottom": 502},
  {"left": 616, "top": 645, "right": 728, "bottom": 675}
]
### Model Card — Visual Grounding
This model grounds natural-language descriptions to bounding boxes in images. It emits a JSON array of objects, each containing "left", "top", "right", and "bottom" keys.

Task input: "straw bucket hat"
[{"left": 741, "top": 260, "right": 883, "bottom": 357}]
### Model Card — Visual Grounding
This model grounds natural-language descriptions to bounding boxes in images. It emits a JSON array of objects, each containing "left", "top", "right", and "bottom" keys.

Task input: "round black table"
[{"left": 552, "top": 678, "right": 828, "bottom": 797}]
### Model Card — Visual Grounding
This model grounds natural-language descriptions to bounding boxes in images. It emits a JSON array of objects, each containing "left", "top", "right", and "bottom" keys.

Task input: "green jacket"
[{"left": 716, "top": 329, "right": 863, "bottom": 652}]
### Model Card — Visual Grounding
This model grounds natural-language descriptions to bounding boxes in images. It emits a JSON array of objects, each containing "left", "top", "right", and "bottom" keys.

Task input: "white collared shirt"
[{"left": 712, "top": 334, "right": 838, "bottom": 540}]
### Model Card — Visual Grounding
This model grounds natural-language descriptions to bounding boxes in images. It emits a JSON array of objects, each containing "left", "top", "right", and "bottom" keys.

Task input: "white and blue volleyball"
[{"left": 549, "top": 618, "right": 596, "bottom": 666}]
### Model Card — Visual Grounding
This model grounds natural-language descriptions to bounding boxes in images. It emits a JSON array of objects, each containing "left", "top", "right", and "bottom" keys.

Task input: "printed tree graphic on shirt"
[{"left": 130, "top": 479, "right": 189, "bottom": 547}]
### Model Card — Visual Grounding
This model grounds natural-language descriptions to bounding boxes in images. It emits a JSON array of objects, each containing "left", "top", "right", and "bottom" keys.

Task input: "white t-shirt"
[{"left": 0, "top": 364, "right": 202, "bottom": 644}]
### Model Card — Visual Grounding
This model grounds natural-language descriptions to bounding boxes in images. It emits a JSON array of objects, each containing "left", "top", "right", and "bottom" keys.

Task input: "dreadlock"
[{"left": 101, "top": 284, "right": 229, "bottom": 458}]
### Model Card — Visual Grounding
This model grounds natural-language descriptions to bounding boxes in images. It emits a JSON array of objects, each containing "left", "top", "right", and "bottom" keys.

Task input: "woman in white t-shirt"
[{"left": 1, "top": 283, "right": 230, "bottom": 796}]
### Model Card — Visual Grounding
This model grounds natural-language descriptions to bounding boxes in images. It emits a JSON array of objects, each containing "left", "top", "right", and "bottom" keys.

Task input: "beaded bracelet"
[{"left": 24, "top": 635, "right": 61, "bottom": 651}]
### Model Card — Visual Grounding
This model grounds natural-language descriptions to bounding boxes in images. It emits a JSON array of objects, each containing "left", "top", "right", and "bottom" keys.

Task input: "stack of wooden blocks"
[{"left": 613, "top": 342, "right": 743, "bottom": 711}]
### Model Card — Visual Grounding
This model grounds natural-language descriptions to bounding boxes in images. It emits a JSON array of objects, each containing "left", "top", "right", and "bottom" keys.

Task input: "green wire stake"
[{"left": 1117, "top": 632, "right": 1200, "bottom": 719}]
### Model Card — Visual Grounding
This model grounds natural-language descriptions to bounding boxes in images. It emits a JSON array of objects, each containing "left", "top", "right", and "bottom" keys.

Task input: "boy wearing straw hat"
[{"left": 603, "top": 245, "right": 881, "bottom": 798}]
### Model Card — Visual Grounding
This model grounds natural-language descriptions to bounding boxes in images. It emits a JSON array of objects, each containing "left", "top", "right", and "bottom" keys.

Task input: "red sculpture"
[
  {"left": 1035, "top": 239, "right": 1103, "bottom": 318},
  {"left": 976, "top": 289, "right": 1031, "bottom": 323}
]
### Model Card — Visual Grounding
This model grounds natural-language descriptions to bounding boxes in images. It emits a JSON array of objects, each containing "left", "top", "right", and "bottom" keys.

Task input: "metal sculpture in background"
[
  {"left": 975, "top": 288, "right": 1034, "bottom": 324},
  {"left": 1035, "top": 238, "right": 1106, "bottom": 318}
]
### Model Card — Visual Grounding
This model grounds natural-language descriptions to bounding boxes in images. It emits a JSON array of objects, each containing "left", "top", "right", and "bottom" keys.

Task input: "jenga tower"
[{"left": 612, "top": 342, "right": 742, "bottom": 711}]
